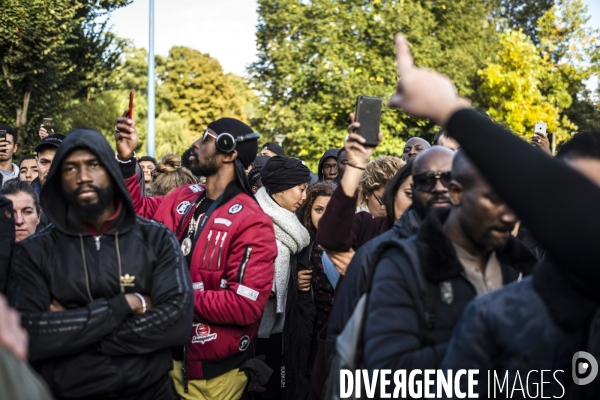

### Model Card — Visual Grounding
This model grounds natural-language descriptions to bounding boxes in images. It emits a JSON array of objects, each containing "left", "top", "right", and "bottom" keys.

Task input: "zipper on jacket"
[
  {"left": 217, "top": 232, "right": 227, "bottom": 270},
  {"left": 201, "top": 230, "right": 213, "bottom": 269},
  {"left": 182, "top": 344, "right": 189, "bottom": 393},
  {"left": 237, "top": 246, "right": 252, "bottom": 283},
  {"left": 94, "top": 235, "right": 101, "bottom": 251},
  {"left": 208, "top": 232, "right": 221, "bottom": 271}
]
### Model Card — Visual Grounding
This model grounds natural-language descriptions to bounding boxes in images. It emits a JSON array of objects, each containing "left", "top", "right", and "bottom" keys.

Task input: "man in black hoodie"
[
  {"left": 7, "top": 128, "right": 194, "bottom": 400},
  {"left": 318, "top": 148, "right": 339, "bottom": 182}
]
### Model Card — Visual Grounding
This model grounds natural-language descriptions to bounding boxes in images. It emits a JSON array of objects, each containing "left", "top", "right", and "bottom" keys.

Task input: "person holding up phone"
[
  {"left": 531, "top": 121, "right": 551, "bottom": 154},
  {"left": 0, "top": 124, "right": 19, "bottom": 187}
]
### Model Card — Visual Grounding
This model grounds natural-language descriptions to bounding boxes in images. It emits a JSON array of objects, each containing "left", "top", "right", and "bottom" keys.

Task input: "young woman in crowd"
[
  {"left": 150, "top": 153, "right": 197, "bottom": 196},
  {"left": 357, "top": 155, "right": 404, "bottom": 217},
  {"left": 295, "top": 181, "right": 336, "bottom": 368},
  {"left": 0, "top": 181, "right": 41, "bottom": 242},
  {"left": 254, "top": 156, "right": 312, "bottom": 399}
]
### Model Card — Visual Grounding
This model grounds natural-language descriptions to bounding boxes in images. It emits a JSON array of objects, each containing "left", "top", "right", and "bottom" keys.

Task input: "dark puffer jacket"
[
  {"left": 8, "top": 128, "right": 194, "bottom": 399},
  {"left": 325, "top": 205, "right": 421, "bottom": 365},
  {"left": 363, "top": 207, "right": 537, "bottom": 377},
  {"left": 441, "top": 261, "right": 600, "bottom": 399}
]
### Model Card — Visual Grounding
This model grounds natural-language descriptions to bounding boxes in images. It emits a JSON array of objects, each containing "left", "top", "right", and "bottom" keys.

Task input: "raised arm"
[
  {"left": 388, "top": 34, "right": 600, "bottom": 299},
  {"left": 316, "top": 118, "right": 381, "bottom": 251},
  {"left": 114, "top": 109, "right": 163, "bottom": 219}
]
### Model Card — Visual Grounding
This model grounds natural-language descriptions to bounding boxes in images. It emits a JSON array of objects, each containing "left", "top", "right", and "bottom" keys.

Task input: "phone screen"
[{"left": 129, "top": 91, "right": 134, "bottom": 119}]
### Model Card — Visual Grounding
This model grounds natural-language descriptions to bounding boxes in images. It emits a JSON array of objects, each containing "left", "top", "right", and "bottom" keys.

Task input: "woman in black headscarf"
[{"left": 254, "top": 156, "right": 313, "bottom": 399}]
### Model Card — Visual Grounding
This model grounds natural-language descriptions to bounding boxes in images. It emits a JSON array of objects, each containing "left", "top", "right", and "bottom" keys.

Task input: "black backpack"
[{"left": 323, "top": 236, "right": 438, "bottom": 400}]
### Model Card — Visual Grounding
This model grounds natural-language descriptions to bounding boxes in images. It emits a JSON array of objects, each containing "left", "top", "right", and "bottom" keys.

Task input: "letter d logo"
[{"left": 572, "top": 351, "right": 598, "bottom": 385}]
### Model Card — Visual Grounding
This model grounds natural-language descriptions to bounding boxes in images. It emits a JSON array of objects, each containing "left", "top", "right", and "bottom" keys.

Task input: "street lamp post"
[{"left": 147, "top": 0, "right": 156, "bottom": 157}]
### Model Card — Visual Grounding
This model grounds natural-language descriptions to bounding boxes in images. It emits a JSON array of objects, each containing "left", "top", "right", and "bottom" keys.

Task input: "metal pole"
[{"left": 147, "top": 0, "right": 156, "bottom": 157}]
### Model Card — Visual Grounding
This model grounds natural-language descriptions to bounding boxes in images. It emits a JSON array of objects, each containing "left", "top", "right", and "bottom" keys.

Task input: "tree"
[
  {"left": 478, "top": 30, "right": 576, "bottom": 143},
  {"left": 159, "top": 47, "right": 249, "bottom": 136},
  {"left": 0, "top": 0, "right": 129, "bottom": 151},
  {"left": 250, "top": 0, "right": 496, "bottom": 168}
]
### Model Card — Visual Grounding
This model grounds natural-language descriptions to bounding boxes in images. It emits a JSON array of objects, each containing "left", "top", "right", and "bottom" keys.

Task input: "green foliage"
[
  {"left": 477, "top": 0, "right": 600, "bottom": 144},
  {"left": 159, "top": 47, "right": 249, "bottom": 137},
  {"left": 0, "top": 0, "right": 129, "bottom": 151},
  {"left": 250, "top": 0, "right": 496, "bottom": 168},
  {"left": 477, "top": 30, "right": 576, "bottom": 142},
  {"left": 56, "top": 44, "right": 256, "bottom": 159}
]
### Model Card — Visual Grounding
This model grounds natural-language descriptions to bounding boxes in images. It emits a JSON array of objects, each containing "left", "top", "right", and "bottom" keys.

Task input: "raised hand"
[
  {"left": 387, "top": 34, "right": 470, "bottom": 126},
  {"left": 345, "top": 113, "right": 382, "bottom": 169},
  {"left": 114, "top": 109, "right": 139, "bottom": 160}
]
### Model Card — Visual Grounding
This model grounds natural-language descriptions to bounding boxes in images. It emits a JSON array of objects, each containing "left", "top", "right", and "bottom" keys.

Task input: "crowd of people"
[{"left": 0, "top": 33, "right": 598, "bottom": 400}]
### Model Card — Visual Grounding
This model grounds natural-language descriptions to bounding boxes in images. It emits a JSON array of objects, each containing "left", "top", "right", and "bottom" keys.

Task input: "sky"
[{"left": 108, "top": 0, "right": 600, "bottom": 78}]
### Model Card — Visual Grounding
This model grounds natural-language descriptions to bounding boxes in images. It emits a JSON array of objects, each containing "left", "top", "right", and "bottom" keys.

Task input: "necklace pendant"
[{"left": 181, "top": 237, "right": 192, "bottom": 256}]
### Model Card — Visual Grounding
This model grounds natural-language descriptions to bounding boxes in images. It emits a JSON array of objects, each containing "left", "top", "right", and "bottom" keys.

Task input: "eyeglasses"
[
  {"left": 202, "top": 130, "right": 218, "bottom": 143},
  {"left": 372, "top": 193, "right": 385, "bottom": 207},
  {"left": 412, "top": 171, "right": 452, "bottom": 192}
]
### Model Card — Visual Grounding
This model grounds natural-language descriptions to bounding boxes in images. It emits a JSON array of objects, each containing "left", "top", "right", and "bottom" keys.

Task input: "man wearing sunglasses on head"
[
  {"left": 362, "top": 148, "right": 537, "bottom": 379},
  {"left": 114, "top": 111, "right": 277, "bottom": 400}
]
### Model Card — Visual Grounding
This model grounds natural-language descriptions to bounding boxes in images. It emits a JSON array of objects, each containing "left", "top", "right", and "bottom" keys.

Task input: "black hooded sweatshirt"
[
  {"left": 7, "top": 128, "right": 193, "bottom": 399},
  {"left": 317, "top": 148, "right": 339, "bottom": 181}
]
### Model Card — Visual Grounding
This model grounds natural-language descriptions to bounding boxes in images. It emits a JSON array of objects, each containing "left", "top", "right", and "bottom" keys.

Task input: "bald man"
[
  {"left": 362, "top": 150, "right": 537, "bottom": 379},
  {"left": 409, "top": 146, "right": 454, "bottom": 223},
  {"left": 402, "top": 137, "right": 431, "bottom": 162}
]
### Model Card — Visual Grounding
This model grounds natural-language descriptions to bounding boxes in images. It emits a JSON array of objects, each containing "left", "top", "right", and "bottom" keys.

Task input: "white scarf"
[{"left": 255, "top": 187, "right": 310, "bottom": 337}]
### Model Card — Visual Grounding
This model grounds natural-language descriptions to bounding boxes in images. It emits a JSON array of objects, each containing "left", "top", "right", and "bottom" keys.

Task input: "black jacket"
[
  {"left": 363, "top": 208, "right": 537, "bottom": 379},
  {"left": 317, "top": 148, "right": 338, "bottom": 181},
  {"left": 325, "top": 205, "right": 421, "bottom": 366},
  {"left": 8, "top": 128, "right": 194, "bottom": 399},
  {"left": 0, "top": 195, "right": 14, "bottom": 294},
  {"left": 441, "top": 261, "right": 600, "bottom": 399}
]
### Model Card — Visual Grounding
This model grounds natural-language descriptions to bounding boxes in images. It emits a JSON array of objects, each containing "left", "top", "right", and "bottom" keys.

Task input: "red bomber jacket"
[{"left": 123, "top": 174, "right": 277, "bottom": 380}]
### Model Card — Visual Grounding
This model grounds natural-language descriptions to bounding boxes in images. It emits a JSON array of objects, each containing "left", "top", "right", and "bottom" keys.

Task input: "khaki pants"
[{"left": 170, "top": 360, "right": 247, "bottom": 400}]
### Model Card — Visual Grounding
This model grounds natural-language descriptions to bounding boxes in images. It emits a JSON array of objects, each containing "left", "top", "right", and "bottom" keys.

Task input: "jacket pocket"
[{"left": 236, "top": 246, "right": 252, "bottom": 284}]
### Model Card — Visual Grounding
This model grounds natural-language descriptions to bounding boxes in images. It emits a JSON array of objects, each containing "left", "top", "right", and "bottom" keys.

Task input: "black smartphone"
[
  {"left": 354, "top": 95, "right": 382, "bottom": 147},
  {"left": 43, "top": 118, "right": 53, "bottom": 133}
]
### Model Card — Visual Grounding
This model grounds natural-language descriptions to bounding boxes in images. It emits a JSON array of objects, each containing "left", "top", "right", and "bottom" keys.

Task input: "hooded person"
[
  {"left": 114, "top": 114, "right": 278, "bottom": 399},
  {"left": 7, "top": 127, "right": 194, "bottom": 400},
  {"left": 254, "top": 156, "right": 312, "bottom": 398},
  {"left": 317, "top": 148, "right": 339, "bottom": 182}
]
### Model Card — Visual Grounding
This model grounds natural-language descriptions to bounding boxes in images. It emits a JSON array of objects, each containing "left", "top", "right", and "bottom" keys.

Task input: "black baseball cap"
[
  {"left": 261, "top": 142, "right": 285, "bottom": 157},
  {"left": 35, "top": 133, "right": 66, "bottom": 153}
]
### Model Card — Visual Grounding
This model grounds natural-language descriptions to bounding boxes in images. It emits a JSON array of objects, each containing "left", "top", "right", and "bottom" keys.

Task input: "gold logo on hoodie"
[{"left": 121, "top": 274, "right": 135, "bottom": 287}]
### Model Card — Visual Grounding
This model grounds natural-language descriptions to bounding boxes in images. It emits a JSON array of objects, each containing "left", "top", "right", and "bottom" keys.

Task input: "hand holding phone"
[
  {"left": 0, "top": 131, "right": 7, "bottom": 153},
  {"left": 534, "top": 122, "right": 547, "bottom": 137},
  {"left": 354, "top": 95, "right": 382, "bottom": 147}
]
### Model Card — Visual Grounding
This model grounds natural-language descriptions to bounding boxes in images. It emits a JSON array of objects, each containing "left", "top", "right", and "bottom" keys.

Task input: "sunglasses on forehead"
[{"left": 412, "top": 171, "right": 452, "bottom": 192}]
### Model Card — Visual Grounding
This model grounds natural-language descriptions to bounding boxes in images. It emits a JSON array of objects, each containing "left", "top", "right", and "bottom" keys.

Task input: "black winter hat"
[
  {"left": 260, "top": 156, "right": 311, "bottom": 195},
  {"left": 207, "top": 118, "right": 258, "bottom": 169}
]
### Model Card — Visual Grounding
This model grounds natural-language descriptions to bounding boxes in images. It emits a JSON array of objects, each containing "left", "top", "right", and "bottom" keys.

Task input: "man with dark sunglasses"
[
  {"left": 362, "top": 149, "right": 537, "bottom": 380},
  {"left": 409, "top": 146, "right": 454, "bottom": 221}
]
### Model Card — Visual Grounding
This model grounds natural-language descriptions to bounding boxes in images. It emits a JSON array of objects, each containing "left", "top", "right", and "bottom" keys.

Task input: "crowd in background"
[{"left": 0, "top": 34, "right": 599, "bottom": 400}]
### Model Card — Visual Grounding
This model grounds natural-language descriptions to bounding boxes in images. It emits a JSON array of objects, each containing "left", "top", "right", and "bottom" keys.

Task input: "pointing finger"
[{"left": 395, "top": 34, "right": 414, "bottom": 79}]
